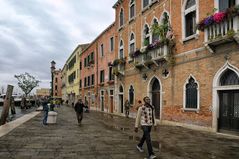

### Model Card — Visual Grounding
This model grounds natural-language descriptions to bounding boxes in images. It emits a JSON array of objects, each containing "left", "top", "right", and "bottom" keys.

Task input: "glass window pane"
[
  {"left": 185, "top": 77, "right": 198, "bottom": 109},
  {"left": 220, "top": 69, "right": 239, "bottom": 86}
]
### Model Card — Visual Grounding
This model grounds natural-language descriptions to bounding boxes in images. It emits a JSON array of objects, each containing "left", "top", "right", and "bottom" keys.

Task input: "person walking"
[
  {"left": 42, "top": 97, "right": 49, "bottom": 125},
  {"left": 135, "top": 96, "right": 157, "bottom": 159},
  {"left": 124, "top": 99, "right": 130, "bottom": 118},
  {"left": 74, "top": 99, "right": 85, "bottom": 125}
]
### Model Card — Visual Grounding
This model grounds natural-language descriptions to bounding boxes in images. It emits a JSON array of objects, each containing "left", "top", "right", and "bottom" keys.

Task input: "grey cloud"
[{"left": 0, "top": 0, "right": 114, "bottom": 92}]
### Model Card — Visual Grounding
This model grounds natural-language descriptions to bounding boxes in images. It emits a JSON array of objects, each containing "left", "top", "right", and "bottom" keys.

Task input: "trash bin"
[{"left": 47, "top": 111, "right": 57, "bottom": 124}]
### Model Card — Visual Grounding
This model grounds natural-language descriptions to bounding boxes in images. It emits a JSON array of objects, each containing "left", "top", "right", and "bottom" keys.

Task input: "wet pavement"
[{"left": 0, "top": 106, "right": 239, "bottom": 159}]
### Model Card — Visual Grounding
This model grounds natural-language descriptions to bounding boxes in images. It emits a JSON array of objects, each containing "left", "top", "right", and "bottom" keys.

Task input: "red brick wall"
[{"left": 112, "top": 0, "right": 239, "bottom": 128}]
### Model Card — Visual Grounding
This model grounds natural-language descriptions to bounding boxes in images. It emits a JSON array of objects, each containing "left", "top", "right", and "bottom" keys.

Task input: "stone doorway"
[
  {"left": 219, "top": 90, "right": 239, "bottom": 132},
  {"left": 118, "top": 85, "right": 124, "bottom": 114},
  {"left": 149, "top": 77, "right": 161, "bottom": 119}
]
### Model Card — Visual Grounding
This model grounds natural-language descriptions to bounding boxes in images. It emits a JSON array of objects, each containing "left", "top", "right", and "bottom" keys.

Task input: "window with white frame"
[
  {"left": 142, "top": 0, "right": 149, "bottom": 8},
  {"left": 143, "top": 24, "right": 150, "bottom": 46},
  {"left": 120, "top": 8, "right": 124, "bottom": 27},
  {"left": 184, "top": 76, "right": 199, "bottom": 109},
  {"left": 129, "top": 0, "right": 135, "bottom": 19},
  {"left": 183, "top": 0, "right": 197, "bottom": 38},
  {"left": 129, "top": 85, "right": 134, "bottom": 105},
  {"left": 129, "top": 33, "right": 135, "bottom": 54},
  {"left": 109, "top": 66, "right": 114, "bottom": 81},
  {"left": 100, "top": 70, "right": 104, "bottom": 83},
  {"left": 219, "top": 0, "right": 235, "bottom": 11},
  {"left": 151, "top": 18, "right": 159, "bottom": 43},
  {"left": 119, "top": 39, "right": 124, "bottom": 58}
]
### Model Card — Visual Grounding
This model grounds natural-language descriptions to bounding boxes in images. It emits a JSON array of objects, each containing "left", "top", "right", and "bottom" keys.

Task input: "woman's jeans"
[
  {"left": 43, "top": 111, "right": 48, "bottom": 125},
  {"left": 138, "top": 126, "right": 154, "bottom": 156}
]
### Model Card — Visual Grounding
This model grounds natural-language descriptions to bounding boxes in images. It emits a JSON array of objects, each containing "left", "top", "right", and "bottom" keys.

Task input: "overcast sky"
[{"left": 0, "top": 0, "right": 115, "bottom": 94}]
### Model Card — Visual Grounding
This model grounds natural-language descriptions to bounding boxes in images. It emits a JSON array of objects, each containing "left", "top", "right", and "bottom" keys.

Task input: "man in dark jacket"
[
  {"left": 42, "top": 97, "right": 49, "bottom": 125},
  {"left": 74, "top": 99, "right": 85, "bottom": 125}
]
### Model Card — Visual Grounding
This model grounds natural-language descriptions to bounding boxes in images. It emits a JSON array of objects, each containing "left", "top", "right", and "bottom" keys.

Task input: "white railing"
[
  {"left": 147, "top": 44, "right": 168, "bottom": 60},
  {"left": 205, "top": 16, "right": 239, "bottom": 42}
]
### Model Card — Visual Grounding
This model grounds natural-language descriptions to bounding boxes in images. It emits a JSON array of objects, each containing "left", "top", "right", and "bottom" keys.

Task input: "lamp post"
[{"left": 50, "top": 61, "right": 56, "bottom": 98}]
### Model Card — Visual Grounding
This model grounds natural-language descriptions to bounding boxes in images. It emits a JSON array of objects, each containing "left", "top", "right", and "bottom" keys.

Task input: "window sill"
[
  {"left": 149, "top": 0, "right": 158, "bottom": 8},
  {"left": 182, "top": 34, "right": 199, "bottom": 43},
  {"left": 182, "top": 108, "right": 199, "bottom": 113},
  {"left": 128, "top": 17, "right": 136, "bottom": 24},
  {"left": 141, "top": 6, "right": 150, "bottom": 14},
  {"left": 128, "top": 58, "right": 133, "bottom": 63},
  {"left": 118, "top": 25, "right": 125, "bottom": 32}
]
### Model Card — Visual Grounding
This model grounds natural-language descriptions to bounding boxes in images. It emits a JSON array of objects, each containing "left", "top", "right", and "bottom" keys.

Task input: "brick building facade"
[
  {"left": 112, "top": 0, "right": 239, "bottom": 133},
  {"left": 62, "top": 0, "right": 239, "bottom": 134},
  {"left": 80, "top": 23, "right": 116, "bottom": 112},
  {"left": 53, "top": 69, "right": 62, "bottom": 98}
]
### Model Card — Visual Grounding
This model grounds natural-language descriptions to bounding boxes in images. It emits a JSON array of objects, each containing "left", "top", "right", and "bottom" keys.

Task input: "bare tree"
[
  {"left": 1, "top": 86, "right": 4, "bottom": 94},
  {"left": 14, "top": 72, "right": 40, "bottom": 96}
]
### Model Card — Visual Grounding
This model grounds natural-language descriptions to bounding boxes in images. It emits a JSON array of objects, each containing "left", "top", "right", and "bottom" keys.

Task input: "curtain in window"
[{"left": 185, "top": 11, "right": 196, "bottom": 37}]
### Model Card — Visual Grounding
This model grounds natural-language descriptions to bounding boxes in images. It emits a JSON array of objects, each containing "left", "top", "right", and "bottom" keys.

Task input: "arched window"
[
  {"left": 129, "top": 0, "right": 135, "bottom": 19},
  {"left": 152, "top": 79, "right": 160, "bottom": 91},
  {"left": 183, "top": 0, "right": 197, "bottom": 38},
  {"left": 220, "top": 69, "right": 239, "bottom": 86},
  {"left": 119, "top": 85, "right": 123, "bottom": 93},
  {"left": 129, "top": 85, "right": 134, "bottom": 105},
  {"left": 143, "top": 24, "right": 150, "bottom": 46},
  {"left": 152, "top": 18, "right": 159, "bottom": 43},
  {"left": 185, "top": 76, "right": 199, "bottom": 109},
  {"left": 120, "top": 8, "right": 124, "bottom": 27},
  {"left": 129, "top": 33, "right": 135, "bottom": 54},
  {"left": 119, "top": 39, "right": 124, "bottom": 59}
]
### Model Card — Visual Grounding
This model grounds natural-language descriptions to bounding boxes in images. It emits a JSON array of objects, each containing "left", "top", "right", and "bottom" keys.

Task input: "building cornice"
[
  {"left": 82, "top": 22, "right": 115, "bottom": 53},
  {"left": 113, "top": 0, "right": 123, "bottom": 9},
  {"left": 66, "top": 44, "right": 89, "bottom": 64}
]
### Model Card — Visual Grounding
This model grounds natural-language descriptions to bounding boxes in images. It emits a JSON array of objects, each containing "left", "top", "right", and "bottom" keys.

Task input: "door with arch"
[
  {"left": 218, "top": 69, "right": 239, "bottom": 132},
  {"left": 151, "top": 78, "right": 161, "bottom": 119},
  {"left": 118, "top": 85, "right": 124, "bottom": 113}
]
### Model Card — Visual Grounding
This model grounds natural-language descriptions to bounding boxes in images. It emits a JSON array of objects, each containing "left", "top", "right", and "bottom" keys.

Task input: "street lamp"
[{"left": 50, "top": 60, "right": 56, "bottom": 98}]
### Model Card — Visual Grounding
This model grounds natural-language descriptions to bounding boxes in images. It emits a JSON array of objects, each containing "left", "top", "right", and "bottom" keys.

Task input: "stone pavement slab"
[{"left": 0, "top": 106, "right": 238, "bottom": 159}]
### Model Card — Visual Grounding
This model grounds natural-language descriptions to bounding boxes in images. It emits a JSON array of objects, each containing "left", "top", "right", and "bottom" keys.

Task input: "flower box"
[{"left": 197, "top": 5, "right": 239, "bottom": 31}]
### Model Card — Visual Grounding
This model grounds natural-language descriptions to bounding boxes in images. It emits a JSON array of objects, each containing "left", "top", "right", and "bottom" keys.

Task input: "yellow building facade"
[
  {"left": 65, "top": 44, "right": 89, "bottom": 105},
  {"left": 36, "top": 88, "right": 50, "bottom": 97}
]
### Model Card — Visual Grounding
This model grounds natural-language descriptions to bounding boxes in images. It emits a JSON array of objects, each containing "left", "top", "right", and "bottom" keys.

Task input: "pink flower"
[{"left": 213, "top": 12, "right": 225, "bottom": 23}]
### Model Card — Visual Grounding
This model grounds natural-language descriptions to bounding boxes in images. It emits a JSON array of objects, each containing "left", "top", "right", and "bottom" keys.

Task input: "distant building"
[
  {"left": 53, "top": 69, "right": 62, "bottom": 99},
  {"left": 64, "top": 44, "right": 89, "bottom": 105},
  {"left": 36, "top": 88, "right": 50, "bottom": 97},
  {"left": 61, "top": 64, "right": 67, "bottom": 102}
]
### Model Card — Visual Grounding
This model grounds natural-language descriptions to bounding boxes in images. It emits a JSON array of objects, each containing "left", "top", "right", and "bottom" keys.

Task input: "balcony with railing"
[
  {"left": 197, "top": 7, "right": 239, "bottom": 53},
  {"left": 112, "top": 58, "right": 126, "bottom": 76},
  {"left": 131, "top": 42, "right": 170, "bottom": 69}
]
